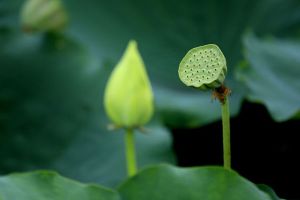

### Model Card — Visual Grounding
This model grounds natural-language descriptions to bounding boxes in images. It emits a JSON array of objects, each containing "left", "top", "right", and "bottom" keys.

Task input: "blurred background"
[{"left": 1, "top": 0, "right": 300, "bottom": 198}]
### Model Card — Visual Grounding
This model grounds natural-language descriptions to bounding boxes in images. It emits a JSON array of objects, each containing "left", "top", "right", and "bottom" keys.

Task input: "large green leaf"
[
  {"left": 0, "top": 31, "right": 174, "bottom": 186},
  {"left": 63, "top": 0, "right": 300, "bottom": 127},
  {"left": 118, "top": 164, "right": 271, "bottom": 200},
  {"left": 0, "top": 167, "right": 278, "bottom": 200},
  {"left": 236, "top": 34, "right": 300, "bottom": 121},
  {"left": 0, "top": 171, "right": 120, "bottom": 200},
  {"left": 257, "top": 184, "right": 281, "bottom": 200}
]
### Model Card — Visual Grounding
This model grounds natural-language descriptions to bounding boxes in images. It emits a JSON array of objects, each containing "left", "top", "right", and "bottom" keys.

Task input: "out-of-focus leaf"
[
  {"left": 0, "top": 171, "right": 120, "bottom": 200},
  {"left": 236, "top": 34, "right": 300, "bottom": 121},
  {"left": 118, "top": 164, "right": 271, "bottom": 200},
  {"left": 0, "top": 32, "right": 174, "bottom": 186},
  {"left": 51, "top": 124, "right": 175, "bottom": 186},
  {"left": 63, "top": 0, "right": 300, "bottom": 127},
  {"left": 0, "top": 0, "right": 21, "bottom": 29},
  {"left": 294, "top": 111, "right": 300, "bottom": 119}
]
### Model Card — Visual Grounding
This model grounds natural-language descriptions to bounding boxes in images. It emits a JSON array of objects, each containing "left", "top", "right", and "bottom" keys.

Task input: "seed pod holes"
[{"left": 178, "top": 44, "right": 227, "bottom": 89}]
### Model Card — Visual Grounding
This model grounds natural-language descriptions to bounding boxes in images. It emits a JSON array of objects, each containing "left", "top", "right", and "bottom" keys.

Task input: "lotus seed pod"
[
  {"left": 104, "top": 41, "right": 154, "bottom": 128},
  {"left": 21, "top": 0, "right": 68, "bottom": 33},
  {"left": 178, "top": 44, "right": 227, "bottom": 90}
]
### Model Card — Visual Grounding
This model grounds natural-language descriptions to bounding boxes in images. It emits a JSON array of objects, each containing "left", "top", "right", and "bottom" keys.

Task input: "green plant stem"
[
  {"left": 125, "top": 128, "right": 137, "bottom": 177},
  {"left": 221, "top": 97, "right": 231, "bottom": 169}
]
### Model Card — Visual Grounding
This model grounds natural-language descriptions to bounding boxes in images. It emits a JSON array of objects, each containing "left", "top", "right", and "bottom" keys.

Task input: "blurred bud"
[
  {"left": 21, "top": 0, "right": 68, "bottom": 33},
  {"left": 178, "top": 44, "right": 227, "bottom": 90},
  {"left": 104, "top": 41, "right": 154, "bottom": 129}
]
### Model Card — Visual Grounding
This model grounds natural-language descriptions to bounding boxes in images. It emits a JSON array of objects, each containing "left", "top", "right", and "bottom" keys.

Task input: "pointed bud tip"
[
  {"left": 104, "top": 40, "right": 154, "bottom": 129},
  {"left": 128, "top": 40, "right": 137, "bottom": 48}
]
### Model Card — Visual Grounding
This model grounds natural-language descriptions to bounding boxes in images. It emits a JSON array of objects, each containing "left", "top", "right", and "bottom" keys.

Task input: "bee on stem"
[{"left": 212, "top": 85, "right": 231, "bottom": 104}]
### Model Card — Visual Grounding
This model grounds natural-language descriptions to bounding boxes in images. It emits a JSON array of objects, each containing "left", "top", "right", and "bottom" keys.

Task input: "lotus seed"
[{"left": 178, "top": 44, "right": 227, "bottom": 88}]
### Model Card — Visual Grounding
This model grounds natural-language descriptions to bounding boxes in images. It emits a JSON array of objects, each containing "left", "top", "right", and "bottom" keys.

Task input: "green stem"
[
  {"left": 125, "top": 128, "right": 137, "bottom": 176},
  {"left": 221, "top": 97, "right": 231, "bottom": 169}
]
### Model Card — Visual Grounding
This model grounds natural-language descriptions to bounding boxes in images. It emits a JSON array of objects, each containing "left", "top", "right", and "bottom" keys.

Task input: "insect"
[{"left": 212, "top": 85, "right": 231, "bottom": 104}]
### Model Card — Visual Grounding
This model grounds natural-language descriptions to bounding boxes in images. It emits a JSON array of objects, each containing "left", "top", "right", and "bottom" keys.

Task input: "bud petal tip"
[
  {"left": 104, "top": 41, "right": 154, "bottom": 129},
  {"left": 21, "top": 0, "right": 68, "bottom": 33}
]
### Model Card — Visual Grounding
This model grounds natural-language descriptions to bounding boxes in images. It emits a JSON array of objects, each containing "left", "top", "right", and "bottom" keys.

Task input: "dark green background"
[{"left": 1, "top": 0, "right": 300, "bottom": 198}]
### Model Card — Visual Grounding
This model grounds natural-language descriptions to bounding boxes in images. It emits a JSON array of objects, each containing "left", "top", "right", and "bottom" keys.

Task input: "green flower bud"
[
  {"left": 178, "top": 44, "right": 227, "bottom": 90},
  {"left": 21, "top": 0, "right": 68, "bottom": 33},
  {"left": 104, "top": 41, "right": 154, "bottom": 128}
]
